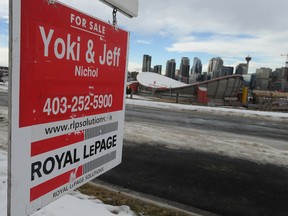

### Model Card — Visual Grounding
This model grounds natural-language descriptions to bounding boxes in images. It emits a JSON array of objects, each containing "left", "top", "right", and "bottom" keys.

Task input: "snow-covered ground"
[
  {"left": 1, "top": 84, "right": 288, "bottom": 215},
  {"left": 0, "top": 150, "right": 135, "bottom": 216}
]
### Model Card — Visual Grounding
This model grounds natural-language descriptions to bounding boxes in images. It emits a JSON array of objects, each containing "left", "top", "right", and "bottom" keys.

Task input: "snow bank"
[{"left": 32, "top": 190, "right": 135, "bottom": 216}]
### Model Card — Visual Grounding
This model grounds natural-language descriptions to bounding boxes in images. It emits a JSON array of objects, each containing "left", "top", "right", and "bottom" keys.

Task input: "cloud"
[
  {"left": 123, "top": 0, "right": 288, "bottom": 72},
  {"left": 136, "top": 40, "right": 151, "bottom": 45},
  {"left": 168, "top": 31, "right": 286, "bottom": 58},
  {"left": 0, "top": 0, "right": 8, "bottom": 21},
  {"left": 164, "top": 27, "right": 288, "bottom": 73},
  {"left": 124, "top": 0, "right": 288, "bottom": 36},
  {"left": 167, "top": 35, "right": 256, "bottom": 55}
]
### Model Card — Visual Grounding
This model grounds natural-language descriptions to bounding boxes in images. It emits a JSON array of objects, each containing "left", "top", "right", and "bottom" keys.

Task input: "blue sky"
[{"left": 1, "top": 0, "right": 288, "bottom": 74}]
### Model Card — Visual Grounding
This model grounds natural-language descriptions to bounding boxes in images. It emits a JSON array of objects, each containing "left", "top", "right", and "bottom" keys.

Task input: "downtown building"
[
  {"left": 190, "top": 57, "right": 202, "bottom": 83},
  {"left": 249, "top": 67, "right": 287, "bottom": 91},
  {"left": 153, "top": 65, "right": 162, "bottom": 74},
  {"left": 191, "top": 57, "right": 202, "bottom": 74},
  {"left": 179, "top": 57, "right": 190, "bottom": 83},
  {"left": 270, "top": 67, "right": 288, "bottom": 91},
  {"left": 208, "top": 57, "right": 223, "bottom": 78},
  {"left": 165, "top": 59, "right": 176, "bottom": 79},
  {"left": 142, "top": 54, "right": 152, "bottom": 72},
  {"left": 255, "top": 68, "right": 272, "bottom": 90},
  {"left": 222, "top": 66, "right": 234, "bottom": 76},
  {"left": 235, "top": 63, "right": 248, "bottom": 75}
]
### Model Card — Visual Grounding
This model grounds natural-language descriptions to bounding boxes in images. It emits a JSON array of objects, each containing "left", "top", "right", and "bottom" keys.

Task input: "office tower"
[
  {"left": 208, "top": 57, "right": 223, "bottom": 78},
  {"left": 191, "top": 57, "right": 202, "bottom": 74},
  {"left": 273, "top": 67, "right": 288, "bottom": 81},
  {"left": 142, "top": 54, "right": 152, "bottom": 72},
  {"left": 235, "top": 63, "right": 247, "bottom": 75},
  {"left": 154, "top": 65, "right": 162, "bottom": 74},
  {"left": 165, "top": 59, "right": 176, "bottom": 79},
  {"left": 180, "top": 57, "right": 190, "bottom": 83},
  {"left": 250, "top": 73, "right": 256, "bottom": 90},
  {"left": 222, "top": 66, "right": 234, "bottom": 76},
  {"left": 189, "top": 57, "right": 202, "bottom": 83},
  {"left": 255, "top": 68, "right": 272, "bottom": 90},
  {"left": 271, "top": 69, "right": 288, "bottom": 91}
]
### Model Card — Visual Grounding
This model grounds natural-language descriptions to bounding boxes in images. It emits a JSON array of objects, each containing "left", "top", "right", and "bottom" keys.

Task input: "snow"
[
  {"left": 137, "top": 72, "right": 188, "bottom": 88},
  {"left": 1, "top": 84, "right": 288, "bottom": 215},
  {"left": 126, "top": 95, "right": 288, "bottom": 122},
  {"left": 0, "top": 148, "right": 135, "bottom": 216}
]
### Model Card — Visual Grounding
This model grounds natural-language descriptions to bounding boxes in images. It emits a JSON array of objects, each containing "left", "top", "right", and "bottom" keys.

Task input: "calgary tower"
[{"left": 245, "top": 55, "right": 252, "bottom": 74}]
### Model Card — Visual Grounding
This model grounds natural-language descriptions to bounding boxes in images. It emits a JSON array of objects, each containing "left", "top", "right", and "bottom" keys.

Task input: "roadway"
[{"left": 96, "top": 104, "right": 288, "bottom": 216}]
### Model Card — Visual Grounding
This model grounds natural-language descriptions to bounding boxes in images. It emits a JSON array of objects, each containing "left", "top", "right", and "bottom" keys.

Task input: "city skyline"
[
  {"left": 139, "top": 53, "right": 288, "bottom": 92},
  {"left": 1, "top": 0, "right": 288, "bottom": 74},
  {"left": 141, "top": 53, "right": 277, "bottom": 77}
]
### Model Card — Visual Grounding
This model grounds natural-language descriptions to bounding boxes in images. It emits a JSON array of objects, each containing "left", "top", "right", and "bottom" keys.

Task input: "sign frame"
[{"left": 8, "top": 0, "right": 130, "bottom": 215}]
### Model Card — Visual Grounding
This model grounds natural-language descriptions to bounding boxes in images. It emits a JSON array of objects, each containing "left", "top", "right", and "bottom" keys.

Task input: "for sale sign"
[{"left": 8, "top": 0, "right": 129, "bottom": 215}]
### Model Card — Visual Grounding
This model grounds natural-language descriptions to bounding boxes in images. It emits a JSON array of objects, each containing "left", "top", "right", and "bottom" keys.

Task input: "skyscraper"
[
  {"left": 142, "top": 54, "right": 152, "bottom": 72},
  {"left": 154, "top": 65, "right": 162, "bottom": 74},
  {"left": 165, "top": 59, "right": 176, "bottom": 79},
  {"left": 191, "top": 57, "right": 202, "bottom": 74},
  {"left": 235, "top": 63, "right": 247, "bottom": 75},
  {"left": 189, "top": 57, "right": 202, "bottom": 83},
  {"left": 208, "top": 57, "right": 223, "bottom": 78},
  {"left": 255, "top": 68, "right": 272, "bottom": 90},
  {"left": 180, "top": 57, "right": 190, "bottom": 83},
  {"left": 222, "top": 66, "right": 234, "bottom": 76}
]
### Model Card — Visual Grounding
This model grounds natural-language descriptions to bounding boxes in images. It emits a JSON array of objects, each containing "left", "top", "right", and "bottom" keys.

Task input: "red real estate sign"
[
  {"left": 20, "top": 1, "right": 127, "bottom": 127},
  {"left": 9, "top": 0, "right": 129, "bottom": 215}
]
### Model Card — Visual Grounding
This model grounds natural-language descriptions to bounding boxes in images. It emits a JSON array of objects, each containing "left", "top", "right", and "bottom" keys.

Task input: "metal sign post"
[{"left": 8, "top": 0, "right": 134, "bottom": 215}]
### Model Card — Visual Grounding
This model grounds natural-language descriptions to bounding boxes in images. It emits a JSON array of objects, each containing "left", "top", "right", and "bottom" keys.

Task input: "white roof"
[{"left": 137, "top": 72, "right": 188, "bottom": 89}]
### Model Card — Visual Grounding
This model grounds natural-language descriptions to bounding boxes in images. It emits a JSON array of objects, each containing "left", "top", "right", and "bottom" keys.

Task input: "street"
[{"left": 97, "top": 104, "right": 288, "bottom": 216}]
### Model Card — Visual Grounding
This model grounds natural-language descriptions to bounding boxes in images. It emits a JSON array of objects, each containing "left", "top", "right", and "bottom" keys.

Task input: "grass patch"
[{"left": 78, "top": 183, "right": 191, "bottom": 216}]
